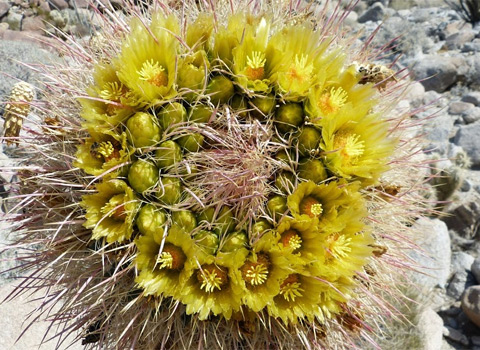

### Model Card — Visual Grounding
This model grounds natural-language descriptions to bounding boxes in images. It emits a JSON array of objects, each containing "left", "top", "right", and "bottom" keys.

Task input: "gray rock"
[
  {"left": 443, "top": 191, "right": 480, "bottom": 238},
  {"left": 0, "top": 40, "right": 59, "bottom": 99},
  {"left": 417, "top": 308, "right": 444, "bottom": 350},
  {"left": 358, "top": 2, "right": 385, "bottom": 23},
  {"left": 461, "top": 285, "right": 480, "bottom": 328},
  {"left": 443, "top": 326, "right": 470, "bottom": 346},
  {"left": 47, "top": 0, "right": 68, "bottom": 10},
  {"left": 408, "top": 218, "right": 451, "bottom": 289},
  {"left": 22, "top": 16, "right": 46, "bottom": 32},
  {"left": 473, "top": 335, "right": 480, "bottom": 346},
  {"left": 445, "top": 29, "right": 475, "bottom": 50},
  {"left": 69, "top": 0, "right": 90, "bottom": 8},
  {"left": 412, "top": 55, "right": 460, "bottom": 92},
  {"left": 465, "top": 54, "right": 480, "bottom": 88},
  {"left": 472, "top": 258, "right": 480, "bottom": 284},
  {"left": 0, "top": 1, "right": 9, "bottom": 18},
  {"left": 449, "top": 101, "right": 474, "bottom": 115},
  {"left": 422, "top": 112, "right": 455, "bottom": 154},
  {"left": 454, "top": 122, "right": 480, "bottom": 166},
  {"left": 4, "top": 11, "right": 22, "bottom": 31},
  {"left": 447, "top": 252, "right": 476, "bottom": 299},
  {"left": 405, "top": 81, "right": 425, "bottom": 108},
  {"left": 451, "top": 252, "right": 475, "bottom": 273},
  {"left": 462, "top": 91, "right": 480, "bottom": 106},
  {"left": 462, "top": 39, "right": 480, "bottom": 53},
  {"left": 463, "top": 107, "right": 480, "bottom": 124}
]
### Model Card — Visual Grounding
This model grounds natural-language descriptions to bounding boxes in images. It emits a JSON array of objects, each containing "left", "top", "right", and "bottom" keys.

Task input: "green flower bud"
[
  {"left": 193, "top": 230, "right": 219, "bottom": 255},
  {"left": 178, "top": 133, "right": 204, "bottom": 152},
  {"left": 207, "top": 76, "right": 234, "bottom": 105},
  {"left": 172, "top": 210, "right": 197, "bottom": 232},
  {"left": 267, "top": 195, "right": 287, "bottom": 221},
  {"left": 136, "top": 204, "right": 167, "bottom": 236},
  {"left": 128, "top": 159, "right": 159, "bottom": 193},
  {"left": 275, "top": 172, "right": 295, "bottom": 193},
  {"left": 189, "top": 105, "right": 213, "bottom": 123},
  {"left": 221, "top": 230, "right": 247, "bottom": 252},
  {"left": 158, "top": 102, "right": 187, "bottom": 130},
  {"left": 275, "top": 150, "right": 294, "bottom": 165},
  {"left": 177, "top": 50, "right": 209, "bottom": 98},
  {"left": 198, "top": 206, "right": 236, "bottom": 236},
  {"left": 231, "top": 95, "right": 248, "bottom": 117},
  {"left": 297, "top": 126, "right": 322, "bottom": 156},
  {"left": 157, "top": 177, "right": 182, "bottom": 205},
  {"left": 155, "top": 140, "right": 182, "bottom": 169},
  {"left": 275, "top": 103, "right": 304, "bottom": 133},
  {"left": 298, "top": 158, "right": 328, "bottom": 183},
  {"left": 250, "top": 94, "right": 275, "bottom": 120},
  {"left": 126, "top": 112, "right": 161, "bottom": 148},
  {"left": 252, "top": 219, "right": 272, "bottom": 236}
]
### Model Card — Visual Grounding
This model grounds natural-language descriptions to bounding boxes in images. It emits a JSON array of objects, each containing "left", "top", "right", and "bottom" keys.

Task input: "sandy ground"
[{"left": 0, "top": 282, "right": 85, "bottom": 350}]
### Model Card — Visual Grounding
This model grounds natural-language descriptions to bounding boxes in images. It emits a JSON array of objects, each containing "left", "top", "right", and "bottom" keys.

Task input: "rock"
[
  {"left": 447, "top": 252, "right": 476, "bottom": 299},
  {"left": 412, "top": 55, "right": 460, "bottom": 92},
  {"left": 461, "top": 286, "right": 480, "bottom": 328},
  {"left": 451, "top": 252, "right": 475, "bottom": 273},
  {"left": 405, "top": 81, "right": 425, "bottom": 108},
  {"left": 48, "top": 9, "right": 66, "bottom": 28},
  {"left": 473, "top": 335, "right": 480, "bottom": 346},
  {"left": 443, "top": 326, "right": 470, "bottom": 346},
  {"left": 444, "top": 29, "right": 475, "bottom": 50},
  {"left": 443, "top": 190, "right": 480, "bottom": 238},
  {"left": 454, "top": 122, "right": 480, "bottom": 166},
  {"left": 462, "top": 91, "right": 480, "bottom": 106},
  {"left": 47, "top": 0, "right": 68, "bottom": 10},
  {"left": 0, "top": 1, "right": 9, "bottom": 19},
  {"left": 408, "top": 218, "right": 451, "bottom": 289},
  {"left": 357, "top": 2, "right": 385, "bottom": 23},
  {"left": 21, "top": 16, "right": 46, "bottom": 33},
  {"left": 0, "top": 40, "right": 59, "bottom": 98},
  {"left": 69, "top": 0, "right": 90, "bottom": 8},
  {"left": 421, "top": 112, "right": 455, "bottom": 155},
  {"left": 448, "top": 101, "right": 474, "bottom": 115},
  {"left": 472, "top": 258, "right": 480, "bottom": 284},
  {"left": 389, "top": 0, "right": 444, "bottom": 10},
  {"left": 463, "top": 107, "right": 480, "bottom": 124},
  {"left": 465, "top": 54, "right": 480, "bottom": 88},
  {"left": 5, "top": 11, "right": 22, "bottom": 31},
  {"left": 462, "top": 39, "right": 480, "bottom": 53},
  {"left": 417, "top": 308, "right": 444, "bottom": 350}
]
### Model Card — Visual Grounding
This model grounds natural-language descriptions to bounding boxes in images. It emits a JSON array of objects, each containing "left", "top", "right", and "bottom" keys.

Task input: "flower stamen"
[
  {"left": 197, "top": 264, "right": 228, "bottom": 293},
  {"left": 280, "top": 229, "right": 303, "bottom": 251},
  {"left": 100, "top": 194, "right": 126, "bottom": 220},
  {"left": 280, "top": 274, "right": 304, "bottom": 302},
  {"left": 318, "top": 87, "right": 348, "bottom": 114},
  {"left": 138, "top": 60, "right": 168, "bottom": 87},
  {"left": 246, "top": 51, "right": 266, "bottom": 80},
  {"left": 299, "top": 196, "right": 323, "bottom": 218},
  {"left": 287, "top": 54, "right": 314, "bottom": 84},
  {"left": 334, "top": 132, "right": 365, "bottom": 161}
]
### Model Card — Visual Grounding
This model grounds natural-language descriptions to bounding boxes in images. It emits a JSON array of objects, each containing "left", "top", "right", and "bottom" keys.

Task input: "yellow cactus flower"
[
  {"left": 320, "top": 105, "right": 396, "bottom": 186},
  {"left": 287, "top": 180, "right": 366, "bottom": 232},
  {"left": 81, "top": 179, "right": 139, "bottom": 243},
  {"left": 268, "top": 272, "right": 328, "bottom": 323},
  {"left": 237, "top": 232, "right": 292, "bottom": 312},
  {"left": 116, "top": 13, "right": 179, "bottom": 104},
  {"left": 275, "top": 217, "right": 324, "bottom": 262},
  {"left": 74, "top": 132, "right": 131, "bottom": 179},
  {"left": 232, "top": 16, "right": 272, "bottom": 92},
  {"left": 179, "top": 252, "right": 245, "bottom": 320},
  {"left": 135, "top": 225, "right": 196, "bottom": 298}
]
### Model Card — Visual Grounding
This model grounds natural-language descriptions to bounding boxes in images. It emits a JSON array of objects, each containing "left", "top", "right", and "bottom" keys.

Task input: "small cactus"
[{"left": 2, "top": 81, "right": 34, "bottom": 145}]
